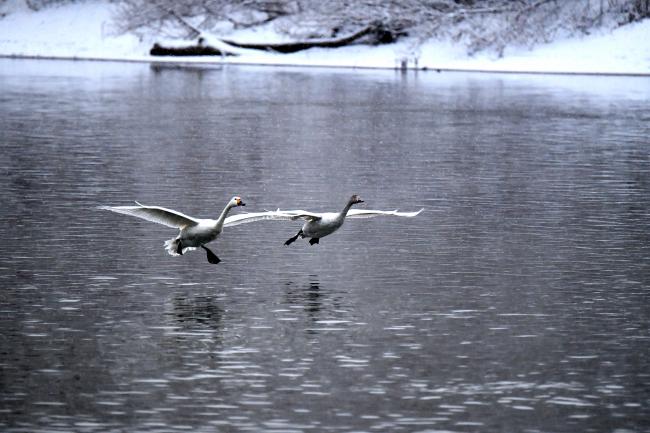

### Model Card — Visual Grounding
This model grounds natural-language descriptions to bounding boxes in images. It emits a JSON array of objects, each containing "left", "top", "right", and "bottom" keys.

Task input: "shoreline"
[
  {"left": 1, "top": 2, "right": 648, "bottom": 78},
  {"left": 2, "top": 54, "right": 650, "bottom": 78}
]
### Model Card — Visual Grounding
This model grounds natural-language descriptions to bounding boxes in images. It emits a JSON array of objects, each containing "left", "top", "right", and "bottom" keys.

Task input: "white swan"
[
  {"left": 283, "top": 194, "right": 423, "bottom": 246},
  {"left": 99, "top": 196, "right": 289, "bottom": 264}
]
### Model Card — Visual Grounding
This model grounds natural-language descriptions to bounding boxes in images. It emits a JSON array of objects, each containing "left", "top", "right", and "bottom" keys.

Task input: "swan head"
[
  {"left": 231, "top": 196, "right": 246, "bottom": 207},
  {"left": 349, "top": 194, "right": 364, "bottom": 205}
]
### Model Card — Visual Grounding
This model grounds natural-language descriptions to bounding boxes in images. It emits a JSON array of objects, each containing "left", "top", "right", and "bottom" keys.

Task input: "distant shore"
[{"left": 1, "top": 2, "right": 648, "bottom": 76}]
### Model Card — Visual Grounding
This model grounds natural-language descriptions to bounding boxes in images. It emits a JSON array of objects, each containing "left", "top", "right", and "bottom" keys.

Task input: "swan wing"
[
  {"left": 223, "top": 210, "right": 298, "bottom": 227},
  {"left": 345, "top": 208, "right": 424, "bottom": 219},
  {"left": 99, "top": 202, "right": 199, "bottom": 228},
  {"left": 279, "top": 210, "right": 323, "bottom": 222}
]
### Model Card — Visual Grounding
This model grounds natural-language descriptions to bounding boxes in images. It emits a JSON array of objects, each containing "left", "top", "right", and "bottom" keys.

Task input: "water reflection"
[
  {"left": 150, "top": 63, "right": 223, "bottom": 75},
  {"left": 280, "top": 275, "right": 359, "bottom": 336},
  {"left": 169, "top": 294, "right": 224, "bottom": 330},
  {"left": 284, "top": 275, "right": 322, "bottom": 315}
]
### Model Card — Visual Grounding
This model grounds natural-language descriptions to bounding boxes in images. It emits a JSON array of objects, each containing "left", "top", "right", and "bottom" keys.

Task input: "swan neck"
[
  {"left": 340, "top": 200, "right": 355, "bottom": 218},
  {"left": 216, "top": 202, "right": 235, "bottom": 227}
]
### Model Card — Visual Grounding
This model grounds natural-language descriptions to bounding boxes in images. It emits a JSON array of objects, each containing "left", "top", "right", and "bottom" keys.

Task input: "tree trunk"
[{"left": 220, "top": 23, "right": 395, "bottom": 54}]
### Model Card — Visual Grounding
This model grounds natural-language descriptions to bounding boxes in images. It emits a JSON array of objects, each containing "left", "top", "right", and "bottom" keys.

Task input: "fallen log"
[
  {"left": 149, "top": 16, "right": 406, "bottom": 57},
  {"left": 221, "top": 25, "right": 374, "bottom": 54},
  {"left": 150, "top": 40, "right": 237, "bottom": 57},
  {"left": 221, "top": 22, "right": 405, "bottom": 53}
]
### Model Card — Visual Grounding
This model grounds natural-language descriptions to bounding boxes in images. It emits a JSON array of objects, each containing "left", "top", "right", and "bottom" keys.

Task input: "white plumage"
[
  {"left": 99, "top": 195, "right": 423, "bottom": 263},
  {"left": 100, "top": 196, "right": 287, "bottom": 264},
  {"left": 282, "top": 195, "right": 423, "bottom": 246}
]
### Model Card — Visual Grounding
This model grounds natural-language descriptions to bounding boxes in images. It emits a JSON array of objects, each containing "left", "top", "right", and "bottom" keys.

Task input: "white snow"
[{"left": 0, "top": 0, "right": 649, "bottom": 75}]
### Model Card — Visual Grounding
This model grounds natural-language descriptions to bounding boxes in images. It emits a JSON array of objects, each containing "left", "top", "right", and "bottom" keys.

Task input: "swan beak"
[{"left": 236, "top": 198, "right": 246, "bottom": 206}]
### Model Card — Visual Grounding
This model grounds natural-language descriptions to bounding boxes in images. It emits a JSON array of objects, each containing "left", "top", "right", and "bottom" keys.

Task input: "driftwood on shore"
[
  {"left": 220, "top": 24, "right": 385, "bottom": 54},
  {"left": 149, "top": 14, "right": 406, "bottom": 57},
  {"left": 149, "top": 40, "right": 237, "bottom": 57}
]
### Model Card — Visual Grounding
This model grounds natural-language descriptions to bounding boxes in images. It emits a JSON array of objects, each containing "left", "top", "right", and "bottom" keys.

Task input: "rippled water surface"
[{"left": 1, "top": 59, "right": 649, "bottom": 432}]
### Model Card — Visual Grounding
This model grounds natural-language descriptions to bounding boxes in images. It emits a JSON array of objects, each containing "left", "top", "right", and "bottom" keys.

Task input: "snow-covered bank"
[{"left": 1, "top": 1, "right": 649, "bottom": 75}]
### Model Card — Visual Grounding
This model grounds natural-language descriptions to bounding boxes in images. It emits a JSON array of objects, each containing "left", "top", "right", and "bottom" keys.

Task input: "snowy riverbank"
[{"left": 1, "top": 0, "right": 649, "bottom": 75}]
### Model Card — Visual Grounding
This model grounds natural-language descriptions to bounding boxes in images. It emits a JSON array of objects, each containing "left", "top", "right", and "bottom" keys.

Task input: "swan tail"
[
  {"left": 164, "top": 238, "right": 197, "bottom": 256},
  {"left": 164, "top": 238, "right": 181, "bottom": 256}
]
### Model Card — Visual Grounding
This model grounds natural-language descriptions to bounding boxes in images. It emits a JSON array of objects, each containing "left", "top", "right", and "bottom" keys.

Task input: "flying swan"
[
  {"left": 282, "top": 194, "right": 423, "bottom": 246},
  {"left": 99, "top": 196, "right": 289, "bottom": 264}
]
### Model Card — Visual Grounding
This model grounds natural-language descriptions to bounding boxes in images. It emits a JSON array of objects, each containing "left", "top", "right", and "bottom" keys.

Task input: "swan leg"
[
  {"left": 285, "top": 230, "right": 303, "bottom": 246},
  {"left": 309, "top": 238, "right": 320, "bottom": 245},
  {"left": 201, "top": 245, "right": 221, "bottom": 264},
  {"left": 176, "top": 241, "right": 183, "bottom": 255}
]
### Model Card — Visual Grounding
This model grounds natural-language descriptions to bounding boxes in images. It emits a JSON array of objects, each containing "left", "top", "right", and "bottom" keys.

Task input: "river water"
[{"left": 1, "top": 58, "right": 649, "bottom": 432}]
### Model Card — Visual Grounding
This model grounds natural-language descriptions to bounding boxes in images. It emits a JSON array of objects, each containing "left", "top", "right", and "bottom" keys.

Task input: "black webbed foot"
[
  {"left": 176, "top": 241, "right": 183, "bottom": 255},
  {"left": 309, "top": 238, "right": 320, "bottom": 245},
  {"left": 201, "top": 245, "right": 221, "bottom": 264},
  {"left": 285, "top": 230, "right": 303, "bottom": 246}
]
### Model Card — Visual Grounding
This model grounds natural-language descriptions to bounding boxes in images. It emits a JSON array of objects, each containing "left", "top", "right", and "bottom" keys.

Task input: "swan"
[
  {"left": 283, "top": 194, "right": 423, "bottom": 246},
  {"left": 99, "top": 196, "right": 289, "bottom": 264}
]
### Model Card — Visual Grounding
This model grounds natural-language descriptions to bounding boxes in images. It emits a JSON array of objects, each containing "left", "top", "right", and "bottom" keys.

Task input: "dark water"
[{"left": 1, "top": 58, "right": 649, "bottom": 432}]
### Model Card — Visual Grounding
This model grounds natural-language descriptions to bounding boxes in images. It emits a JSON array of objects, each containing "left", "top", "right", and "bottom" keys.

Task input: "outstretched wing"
[
  {"left": 99, "top": 202, "right": 199, "bottom": 229},
  {"left": 278, "top": 210, "right": 322, "bottom": 222},
  {"left": 345, "top": 208, "right": 424, "bottom": 219},
  {"left": 223, "top": 210, "right": 298, "bottom": 228}
]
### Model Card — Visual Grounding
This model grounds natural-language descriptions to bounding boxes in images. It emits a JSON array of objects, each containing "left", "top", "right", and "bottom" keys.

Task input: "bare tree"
[
  {"left": 114, "top": 0, "right": 297, "bottom": 37},
  {"left": 112, "top": 0, "right": 646, "bottom": 55}
]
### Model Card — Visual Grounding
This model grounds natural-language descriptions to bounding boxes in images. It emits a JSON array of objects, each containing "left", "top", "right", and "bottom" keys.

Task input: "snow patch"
[{"left": 0, "top": 1, "right": 649, "bottom": 75}]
